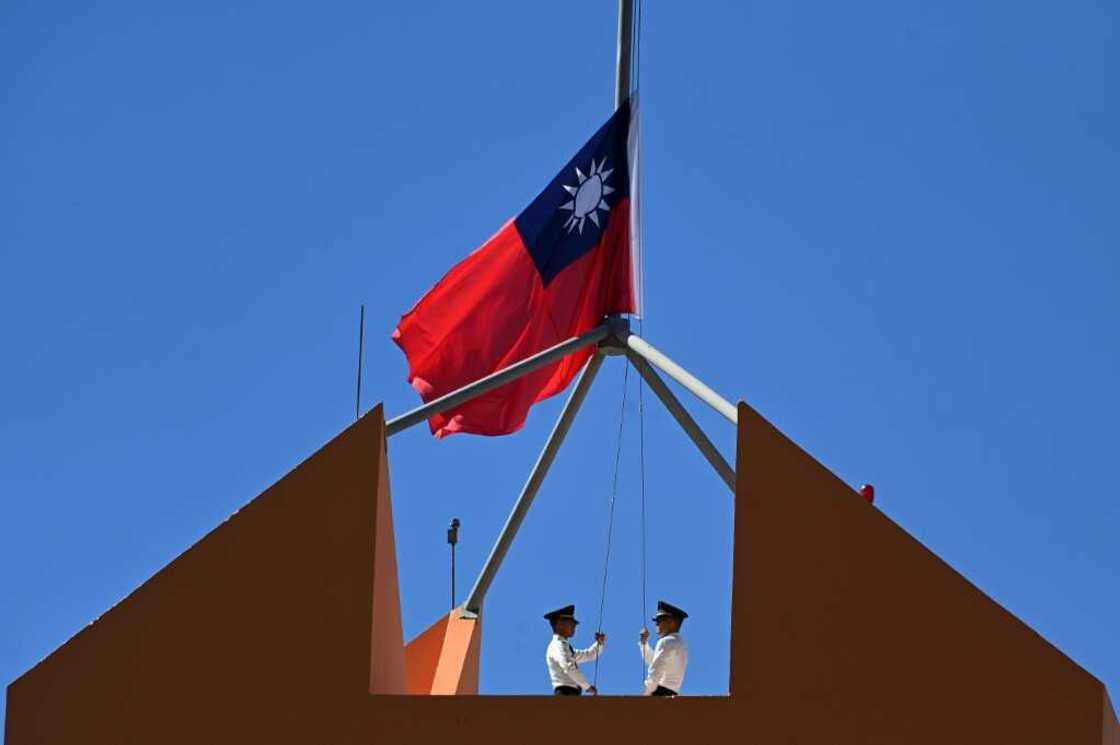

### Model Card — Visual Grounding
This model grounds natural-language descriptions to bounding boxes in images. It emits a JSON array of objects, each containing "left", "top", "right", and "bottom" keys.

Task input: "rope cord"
[
  {"left": 637, "top": 346, "right": 649, "bottom": 682},
  {"left": 633, "top": 0, "right": 648, "bottom": 685},
  {"left": 593, "top": 0, "right": 645, "bottom": 692},
  {"left": 593, "top": 360, "right": 630, "bottom": 688}
]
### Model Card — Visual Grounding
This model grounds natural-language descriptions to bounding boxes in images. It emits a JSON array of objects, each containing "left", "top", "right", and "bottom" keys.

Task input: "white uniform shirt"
[
  {"left": 640, "top": 632, "right": 688, "bottom": 695},
  {"left": 546, "top": 634, "right": 603, "bottom": 691}
]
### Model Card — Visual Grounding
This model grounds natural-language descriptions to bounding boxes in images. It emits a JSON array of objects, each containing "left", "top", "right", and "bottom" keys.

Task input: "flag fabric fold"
[{"left": 392, "top": 101, "right": 636, "bottom": 438}]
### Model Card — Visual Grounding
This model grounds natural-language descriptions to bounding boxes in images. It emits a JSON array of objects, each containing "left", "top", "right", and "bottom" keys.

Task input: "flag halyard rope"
[
  {"left": 637, "top": 325, "right": 649, "bottom": 684},
  {"left": 593, "top": 359, "right": 630, "bottom": 689}
]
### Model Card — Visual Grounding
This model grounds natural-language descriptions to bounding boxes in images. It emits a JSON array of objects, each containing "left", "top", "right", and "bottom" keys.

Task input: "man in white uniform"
[
  {"left": 639, "top": 600, "right": 689, "bottom": 696},
  {"left": 544, "top": 604, "right": 606, "bottom": 696}
]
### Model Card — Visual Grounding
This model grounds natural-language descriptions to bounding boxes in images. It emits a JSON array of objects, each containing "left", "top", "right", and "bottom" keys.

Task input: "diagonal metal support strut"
[
  {"left": 627, "top": 352, "right": 735, "bottom": 492},
  {"left": 386, "top": 324, "right": 610, "bottom": 437},
  {"left": 462, "top": 353, "right": 605, "bottom": 614},
  {"left": 625, "top": 333, "right": 739, "bottom": 424}
]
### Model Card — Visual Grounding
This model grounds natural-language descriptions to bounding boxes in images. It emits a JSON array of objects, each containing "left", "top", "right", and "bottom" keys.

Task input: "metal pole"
[
  {"left": 626, "top": 333, "right": 739, "bottom": 424},
  {"left": 386, "top": 324, "right": 610, "bottom": 437},
  {"left": 627, "top": 353, "right": 735, "bottom": 492},
  {"left": 463, "top": 354, "right": 605, "bottom": 613},
  {"left": 355, "top": 304, "right": 365, "bottom": 421},
  {"left": 447, "top": 518, "right": 460, "bottom": 609},
  {"left": 615, "top": 0, "right": 635, "bottom": 107}
]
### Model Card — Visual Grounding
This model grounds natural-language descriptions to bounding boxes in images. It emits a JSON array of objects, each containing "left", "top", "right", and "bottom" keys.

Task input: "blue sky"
[{"left": 2, "top": 0, "right": 1117, "bottom": 719}]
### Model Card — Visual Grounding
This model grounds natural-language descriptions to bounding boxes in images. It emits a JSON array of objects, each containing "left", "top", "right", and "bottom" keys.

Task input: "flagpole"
[
  {"left": 616, "top": 0, "right": 642, "bottom": 315},
  {"left": 460, "top": 0, "right": 638, "bottom": 617},
  {"left": 615, "top": 0, "right": 635, "bottom": 107}
]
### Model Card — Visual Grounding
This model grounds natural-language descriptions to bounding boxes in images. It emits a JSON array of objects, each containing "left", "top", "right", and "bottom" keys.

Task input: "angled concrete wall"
[
  {"left": 728, "top": 401, "right": 1112, "bottom": 743},
  {"left": 1106, "top": 690, "right": 1120, "bottom": 745},
  {"left": 404, "top": 611, "right": 481, "bottom": 695},
  {"left": 5, "top": 405, "right": 404, "bottom": 744}
]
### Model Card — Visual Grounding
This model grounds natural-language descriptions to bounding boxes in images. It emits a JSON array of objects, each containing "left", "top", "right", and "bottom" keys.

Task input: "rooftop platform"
[{"left": 6, "top": 402, "right": 1117, "bottom": 744}]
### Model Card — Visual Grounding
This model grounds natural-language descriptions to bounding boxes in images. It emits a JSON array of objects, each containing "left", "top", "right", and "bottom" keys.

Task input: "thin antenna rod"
[
  {"left": 448, "top": 518, "right": 460, "bottom": 609},
  {"left": 355, "top": 304, "right": 365, "bottom": 421}
]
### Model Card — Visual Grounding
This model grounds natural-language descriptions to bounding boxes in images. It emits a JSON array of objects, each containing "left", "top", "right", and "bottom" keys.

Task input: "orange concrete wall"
[
  {"left": 430, "top": 613, "right": 480, "bottom": 695},
  {"left": 1106, "top": 690, "right": 1120, "bottom": 745},
  {"left": 404, "top": 614, "right": 450, "bottom": 694},
  {"left": 370, "top": 432, "right": 406, "bottom": 694},
  {"left": 5, "top": 406, "right": 404, "bottom": 744},
  {"left": 728, "top": 401, "right": 1110, "bottom": 743},
  {"left": 404, "top": 611, "right": 481, "bottom": 695}
]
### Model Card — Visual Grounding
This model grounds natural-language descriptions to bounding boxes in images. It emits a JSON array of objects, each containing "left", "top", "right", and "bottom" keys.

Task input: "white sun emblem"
[{"left": 559, "top": 157, "right": 615, "bottom": 234}]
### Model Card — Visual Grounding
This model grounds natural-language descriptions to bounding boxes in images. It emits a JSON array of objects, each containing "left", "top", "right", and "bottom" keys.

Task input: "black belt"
[
  {"left": 553, "top": 685, "right": 582, "bottom": 696},
  {"left": 652, "top": 685, "right": 678, "bottom": 697}
]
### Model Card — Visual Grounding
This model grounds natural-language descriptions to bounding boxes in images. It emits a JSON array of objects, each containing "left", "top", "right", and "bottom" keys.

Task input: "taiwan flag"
[{"left": 393, "top": 100, "right": 638, "bottom": 438}]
